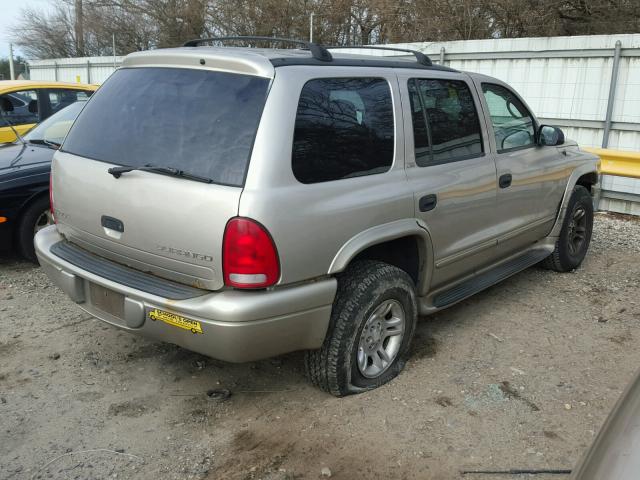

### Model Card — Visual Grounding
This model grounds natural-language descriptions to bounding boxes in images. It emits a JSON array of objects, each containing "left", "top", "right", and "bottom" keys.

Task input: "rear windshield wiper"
[{"left": 107, "top": 164, "right": 213, "bottom": 183}]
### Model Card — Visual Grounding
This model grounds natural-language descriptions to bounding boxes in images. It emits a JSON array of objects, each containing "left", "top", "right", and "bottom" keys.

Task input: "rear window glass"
[
  {"left": 292, "top": 78, "right": 394, "bottom": 184},
  {"left": 62, "top": 67, "right": 269, "bottom": 187}
]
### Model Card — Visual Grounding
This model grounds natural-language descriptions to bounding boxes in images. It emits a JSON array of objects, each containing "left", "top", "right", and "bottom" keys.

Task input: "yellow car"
[{"left": 0, "top": 80, "right": 98, "bottom": 143}]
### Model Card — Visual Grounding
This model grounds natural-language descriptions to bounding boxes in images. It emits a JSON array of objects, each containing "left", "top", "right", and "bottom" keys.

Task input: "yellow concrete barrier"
[{"left": 582, "top": 147, "right": 640, "bottom": 179}]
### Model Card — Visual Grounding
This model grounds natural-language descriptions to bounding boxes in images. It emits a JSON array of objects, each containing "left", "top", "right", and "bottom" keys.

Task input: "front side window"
[
  {"left": 0, "top": 89, "right": 39, "bottom": 125},
  {"left": 292, "top": 77, "right": 394, "bottom": 184},
  {"left": 482, "top": 83, "right": 535, "bottom": 153},
  {"left": 408, "top": 79, "right": 483, "bottom": 166}
]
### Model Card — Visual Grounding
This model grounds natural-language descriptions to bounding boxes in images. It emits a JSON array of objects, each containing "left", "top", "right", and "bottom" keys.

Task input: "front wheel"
[
  {"left": 305, "top": 260, "right": 417, "bottom": 397},
  {"left": 543, "top": 185, "right": 593, "bottom": 272}
]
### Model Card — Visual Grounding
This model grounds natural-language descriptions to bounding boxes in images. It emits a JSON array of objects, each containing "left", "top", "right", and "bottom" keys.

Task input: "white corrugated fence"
[
  {"left": 28, "top": 56, "right": 124, "bottom": 85},
  {"left": 25, "top": 34, "right": 640, "bottom": 214}
]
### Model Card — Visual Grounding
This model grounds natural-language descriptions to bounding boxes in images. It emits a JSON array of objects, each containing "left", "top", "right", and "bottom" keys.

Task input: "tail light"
[
  {"left": 222, "top": 217, "right": 279, "bottom": 289},
  {"left": 49, "top": 171, "right": 56, "bottom": 223}
]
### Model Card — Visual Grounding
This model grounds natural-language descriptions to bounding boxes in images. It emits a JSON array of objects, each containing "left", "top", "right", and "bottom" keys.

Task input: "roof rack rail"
[
  {"left": 327, "top": 46, "right": 432, "bottom": 67},
  {"left": 183, "top": 36, "right": 333, "bottom": 62}
]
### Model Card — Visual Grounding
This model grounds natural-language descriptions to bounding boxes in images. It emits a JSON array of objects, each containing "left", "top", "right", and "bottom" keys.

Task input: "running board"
[{"left": 431, "top": 249, "right": 551, "bottom": 309}]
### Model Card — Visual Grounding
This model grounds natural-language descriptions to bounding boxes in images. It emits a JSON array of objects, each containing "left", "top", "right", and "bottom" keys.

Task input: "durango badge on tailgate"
[{"left": 148, "top": 308, "right": 203, "bottom": 334}]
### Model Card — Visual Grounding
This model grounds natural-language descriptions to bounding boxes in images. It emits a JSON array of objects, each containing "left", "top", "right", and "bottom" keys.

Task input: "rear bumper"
[{"left": 35, "top": 226, "right": 336, "bottom": 362}]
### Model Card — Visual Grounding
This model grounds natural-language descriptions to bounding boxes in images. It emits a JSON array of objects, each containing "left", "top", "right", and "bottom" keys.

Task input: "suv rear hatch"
[{"left": 52, "top": 60, "right": 271, "bottom": 291}]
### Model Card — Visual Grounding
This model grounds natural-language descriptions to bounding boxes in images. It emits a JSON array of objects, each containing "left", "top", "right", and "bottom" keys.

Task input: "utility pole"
[
  {"left": 309, "top": 13, "right": 314, "bottom": 43},
  {"left": 75, "top": 0, "right": 85, "bottom": 57},
  {"left": 8, "top": 43, "right": 15, "bottom": 80},
  {"left": 112, "top": 33, "right": 117, "bottom": 68}
]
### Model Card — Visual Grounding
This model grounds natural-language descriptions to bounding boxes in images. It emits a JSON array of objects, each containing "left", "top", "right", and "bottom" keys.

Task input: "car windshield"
[
  {"left": 24, "top": 101, "right": 86, "bottom": 146},
  {"left": 62, "top": 67, "right": 270, "bottom": 187}
]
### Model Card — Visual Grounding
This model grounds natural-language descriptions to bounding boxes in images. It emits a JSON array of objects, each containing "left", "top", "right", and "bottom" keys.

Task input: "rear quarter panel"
[
  {"left": 240, "top": 66, "right": 415, "bottom": 286},
  {"left": 0, "top": 165, "right": 50, "bottom": 218},
  {"left": 0, "top": 165, "right": 49, "bottom": 248}
]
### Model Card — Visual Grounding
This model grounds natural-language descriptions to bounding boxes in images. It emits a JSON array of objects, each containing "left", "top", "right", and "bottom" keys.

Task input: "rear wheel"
[
  {"left": 17, "top": 196, "right": 52, "bottom": 263},
  {"left": 305, "top": 260, "right": 417, "bottom": 396},
  {"left": 543, "top": 185, "right": 593, "bottom": 272}
]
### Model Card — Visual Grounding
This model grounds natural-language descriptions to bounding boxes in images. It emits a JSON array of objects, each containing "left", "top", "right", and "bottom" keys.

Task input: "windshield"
[
  {"left": 24, "top": 101, "right": 86, "bottom": 145},
  {"left": 62, "top": 67, "right": 270, "bottom": 186}
]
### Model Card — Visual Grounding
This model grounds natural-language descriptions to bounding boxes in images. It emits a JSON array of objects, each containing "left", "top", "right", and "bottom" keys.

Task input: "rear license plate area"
[{"left": 89, "top": 283, "right": 125, "bottom": 319}]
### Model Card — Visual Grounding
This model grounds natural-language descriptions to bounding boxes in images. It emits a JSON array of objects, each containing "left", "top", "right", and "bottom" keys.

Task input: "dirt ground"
[{"left": 1, "top": 212, "right": 639, "bottom": 480}]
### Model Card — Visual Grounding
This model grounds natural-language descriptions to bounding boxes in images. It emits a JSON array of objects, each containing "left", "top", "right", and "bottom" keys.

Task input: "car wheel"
[
  {"left": 17, "top": 196, "right": 53, "bottom": 263},
  {"left": 305, "top": 260, "right": 417, "bottom": 396},
  {"left": 543, "top": 185, "right": 593, "bottom": 272}
]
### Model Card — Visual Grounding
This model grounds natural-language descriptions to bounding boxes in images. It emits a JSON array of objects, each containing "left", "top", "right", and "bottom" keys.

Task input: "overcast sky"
[{"left": 0, "top": 0, "right": 53, "bottom": 58}]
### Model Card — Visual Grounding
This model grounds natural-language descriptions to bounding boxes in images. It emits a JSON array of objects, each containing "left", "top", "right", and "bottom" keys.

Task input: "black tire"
[
  {"left": 305, "top": 260, "right": 417, "bottom": 397},
  {"left": 543, "top": 185, "right": 593, "bottom": 272},
  {"left": 16, "top": 196, "right": 51, "bottom": 263}
]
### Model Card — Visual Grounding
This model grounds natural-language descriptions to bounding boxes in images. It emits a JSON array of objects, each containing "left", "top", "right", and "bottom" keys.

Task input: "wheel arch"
[
  {"left": 15, "top": 187, "right": 49, "bottom": 228},
  {"left": 576, "top": 171, "right": 598, "bottom": 192},
  {"left": 549, "top": 163, "right": 599, "bottom": 238},
  {"left": 327, "top": 219, "right": 435, "bottom": 296}
]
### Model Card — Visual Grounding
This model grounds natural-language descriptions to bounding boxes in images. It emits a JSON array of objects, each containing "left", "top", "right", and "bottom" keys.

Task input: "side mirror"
[{"left": 538, "top": 125, "right": 564, "bottom": 146}]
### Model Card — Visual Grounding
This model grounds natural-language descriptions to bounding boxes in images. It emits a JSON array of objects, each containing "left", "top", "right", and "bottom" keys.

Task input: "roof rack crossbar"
[
  {"left": 183, "top": 36, "right": 333, "bottom": 62},
  {"left": 327, "top": 46, "right": 433, "bottom": 67}
]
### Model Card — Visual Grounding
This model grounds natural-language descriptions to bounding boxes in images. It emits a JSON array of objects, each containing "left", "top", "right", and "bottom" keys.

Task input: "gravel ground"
[{"left": 1, "top": 212, "right": 639, "bottom": 480}]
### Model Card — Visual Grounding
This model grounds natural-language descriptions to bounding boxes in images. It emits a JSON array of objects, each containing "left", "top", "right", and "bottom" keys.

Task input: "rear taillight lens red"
[
  {"left": 49, "top": 171, "right": 56, "bottom": 223},
  {"left": 222, "top": 217, "right": 279, "bottom": 289}
]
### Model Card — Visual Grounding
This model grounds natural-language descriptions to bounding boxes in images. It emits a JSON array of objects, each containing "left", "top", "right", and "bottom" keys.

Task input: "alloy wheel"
[{"left": 357, "top": 299, "right": 405, "bottom": 378}]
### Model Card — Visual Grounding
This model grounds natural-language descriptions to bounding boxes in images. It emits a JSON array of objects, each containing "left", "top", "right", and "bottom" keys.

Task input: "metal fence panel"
[
  {"left": 340, "top": 35, "right": 640, "bottom": 214},
  {"left": 25, "top": 35, "right": 640, "bottom": 213},
  {"left": 341, "top": 34, "right": 640, "bottom": 152},
  {"left": 28, "top": 56, "right": 123, "bottom": 85}
]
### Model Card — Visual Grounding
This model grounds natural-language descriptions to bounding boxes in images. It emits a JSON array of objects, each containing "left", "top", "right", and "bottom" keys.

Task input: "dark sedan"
[{"left": 0, "top": 100, "right": 86, "bottom": 261}]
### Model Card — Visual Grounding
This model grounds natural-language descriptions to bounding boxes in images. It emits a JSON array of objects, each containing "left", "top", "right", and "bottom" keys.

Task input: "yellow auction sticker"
[{"left": 148, "top": 308, "right": 203, "bottom": 334}]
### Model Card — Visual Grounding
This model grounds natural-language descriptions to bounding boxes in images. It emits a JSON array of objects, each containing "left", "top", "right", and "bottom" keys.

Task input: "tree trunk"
[{"left": 75, "top": 0, "right": 85, "bottom": 57}]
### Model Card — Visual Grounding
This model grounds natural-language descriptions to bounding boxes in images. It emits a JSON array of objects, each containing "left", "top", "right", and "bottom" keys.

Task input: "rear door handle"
[
  {"left": 419, "top": 194, "right": 437, "bottom": 212},
  {"left": 499, "top": 174, "right": 512, "bottom": 189}
]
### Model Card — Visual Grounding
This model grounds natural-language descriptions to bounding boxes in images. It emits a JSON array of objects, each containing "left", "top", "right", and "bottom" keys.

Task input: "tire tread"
[
  {"left": 542, "top": 185, "right": 593, "bottom": 272},
  {"left": 305, "top": 260, "right": 416, "bottom": 396}
]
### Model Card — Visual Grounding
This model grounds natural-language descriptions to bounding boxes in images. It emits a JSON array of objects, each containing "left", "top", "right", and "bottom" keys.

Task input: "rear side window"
[
  {"left": 63, "top": 68, "right": 269, "bottom": 187},
  {"left": 48, "top": 89, "right": 92, "bottom": 114},
  {"left": 292, "top": 78, "right": 394, "bottom": 184},
  {"left": 408, "top": 79, "right": 483, "bottom": 166}
]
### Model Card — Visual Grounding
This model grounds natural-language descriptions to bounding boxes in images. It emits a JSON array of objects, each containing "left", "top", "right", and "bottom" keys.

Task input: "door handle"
[
  {"left": 419, "top": 194, "right": 437, "bottom": 212},
  {"left": 101, "top": 215, "right": 124, "bottom": 232},
  {"left": 499, "top": 174, "right": 512, "bottom": 189}
]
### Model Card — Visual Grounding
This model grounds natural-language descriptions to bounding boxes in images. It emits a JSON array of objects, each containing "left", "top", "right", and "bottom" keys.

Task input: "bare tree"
[{"left": 11, "top": 0, "right": 640, "bottom": 59}]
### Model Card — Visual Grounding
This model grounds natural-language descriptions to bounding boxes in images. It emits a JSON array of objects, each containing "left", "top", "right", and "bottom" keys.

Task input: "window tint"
[
  {"left": 63, "top": 68, "right": 269, "bottom": 187},
  {"left": 482, "top": 83, "right": 535, "bottom": 153},
  {"left": 408, "top": 82, "right": 431, "bottom": 165},
  {"left": 408, "top": 79, "right": 483, "bottom": 166},
  {"left": 48, "top": 89, "right": 92, "bottom": 114},
  {"left": 0, "top": 90, "right": 38, "bottom": 125},
  {"left": 292, "top": 78, "right": 394, "bottom": 184}
]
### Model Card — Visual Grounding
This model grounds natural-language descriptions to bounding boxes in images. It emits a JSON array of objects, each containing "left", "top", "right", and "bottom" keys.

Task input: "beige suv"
[{"left": 35, "top": 37, "right": 599, "bottom": 396}]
